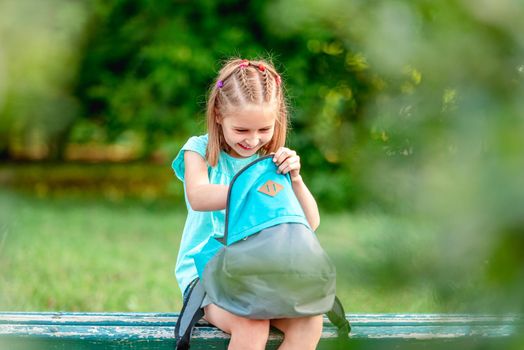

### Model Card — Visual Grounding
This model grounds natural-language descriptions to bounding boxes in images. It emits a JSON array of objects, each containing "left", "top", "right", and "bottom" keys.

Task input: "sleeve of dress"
[{"left": 171, "top": 135, "right": 208, "bottom": 182}]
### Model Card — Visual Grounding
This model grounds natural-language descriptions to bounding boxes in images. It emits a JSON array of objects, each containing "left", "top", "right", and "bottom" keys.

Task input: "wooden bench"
[{"left": 0, "top": 312, "right": 520, "bottom": 349}]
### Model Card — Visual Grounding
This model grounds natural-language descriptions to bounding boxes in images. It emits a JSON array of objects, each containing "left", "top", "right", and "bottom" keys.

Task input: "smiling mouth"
[{"left": 238, "top": 143, "right": 256, "bottom": 151}]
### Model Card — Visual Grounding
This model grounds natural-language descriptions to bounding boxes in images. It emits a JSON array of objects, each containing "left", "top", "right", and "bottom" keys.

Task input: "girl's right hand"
[{"left": 273, "top": 147, "right": 302, "bottom": 182}]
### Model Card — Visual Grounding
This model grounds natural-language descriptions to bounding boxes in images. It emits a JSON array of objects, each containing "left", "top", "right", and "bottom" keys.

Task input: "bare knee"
[
  {"left": 205, "top": 304, "right": 270, "bottom": 350},
  {"left": 272, "top": 315, "right": 323, "bottom": 349},
  {"left": 229, "top": 318, "right": 270, "bottom": 350},
  {"left": 291, "top": 316, "right": 322, "bottom": 339}
]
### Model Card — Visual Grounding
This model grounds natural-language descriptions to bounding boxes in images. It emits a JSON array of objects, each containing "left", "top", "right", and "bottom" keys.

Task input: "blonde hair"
[{"left": 206, "top": 58, "right": 288, "bottom": 166}]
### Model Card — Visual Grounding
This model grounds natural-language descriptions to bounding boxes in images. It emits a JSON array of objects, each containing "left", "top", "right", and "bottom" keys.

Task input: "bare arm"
[
  {"left": 184, "top": 151, "right": 228, "bottom": 211},
  {"left": 290, "top": 175, "right": 321, "bottom": 230}
]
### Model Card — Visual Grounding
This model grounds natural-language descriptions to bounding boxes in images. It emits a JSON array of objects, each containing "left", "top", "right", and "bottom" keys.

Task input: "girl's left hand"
[{"left": 273, "top": 147, "right": 301, "bottom": 180}]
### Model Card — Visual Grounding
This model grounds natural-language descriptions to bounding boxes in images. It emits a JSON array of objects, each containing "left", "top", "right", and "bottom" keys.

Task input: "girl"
[{"left": 172, "top": 58, "right": 322, "bottom": 350}]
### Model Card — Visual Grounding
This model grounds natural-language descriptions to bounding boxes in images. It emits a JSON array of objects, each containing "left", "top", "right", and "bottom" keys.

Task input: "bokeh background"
[{"left": 1, "top": 0, "right": 523, "bottom": 320}]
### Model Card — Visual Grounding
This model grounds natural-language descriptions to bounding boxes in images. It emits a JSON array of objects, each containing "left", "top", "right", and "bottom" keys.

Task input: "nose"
[{"left": 244, "top": 137, "right": 259, "bottom": 147}]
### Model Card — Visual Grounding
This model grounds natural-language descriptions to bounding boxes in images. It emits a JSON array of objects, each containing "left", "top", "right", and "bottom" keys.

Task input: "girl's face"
[{"left": 219, "top": 105, "right": 277, "bottom": 158}]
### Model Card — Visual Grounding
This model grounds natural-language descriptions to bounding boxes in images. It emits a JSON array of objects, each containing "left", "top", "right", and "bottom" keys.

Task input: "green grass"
[
  {"left": 1, "top": 189, "right": 444, "bottom": 313},
  {"left": 1, "top": 190, "right": 184, "bottom": 312}
]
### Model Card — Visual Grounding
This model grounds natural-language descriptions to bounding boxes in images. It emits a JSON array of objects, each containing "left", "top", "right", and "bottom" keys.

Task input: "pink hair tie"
[
  {"left": 239, "top": 60, "right": 249, "bottom": 68},
  {"left": 258, "top": 64, "right": 265, "bottom": 71},
  {"left": 217, "top": 80, "right": 224, "bottom": 88}
]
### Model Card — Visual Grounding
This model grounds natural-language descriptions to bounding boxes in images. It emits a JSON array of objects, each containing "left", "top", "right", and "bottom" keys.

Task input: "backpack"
[{"left": 174, "top": 155, "right": 350, "bottom": 349}]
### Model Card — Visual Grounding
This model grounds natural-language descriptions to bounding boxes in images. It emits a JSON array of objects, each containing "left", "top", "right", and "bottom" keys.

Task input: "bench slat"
[
  {"left": 1, "top": 312, "right": 518, "bottom": 326},
  {"left": 0, "top": 312, "right": 521, "bottom": 350}
]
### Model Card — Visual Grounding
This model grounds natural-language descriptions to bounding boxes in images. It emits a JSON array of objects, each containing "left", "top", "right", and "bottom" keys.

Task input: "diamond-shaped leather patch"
[{"left": 258, "top": 180, "right": 284, "bottom": 197}]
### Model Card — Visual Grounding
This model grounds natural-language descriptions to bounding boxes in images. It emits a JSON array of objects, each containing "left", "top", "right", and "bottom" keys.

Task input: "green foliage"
[
  {"left": 75, "top": 0, "right": 279, "bottom": 154},
  {"left": 0, "top": 162, "right": 183, "bottom": 203},
  {"left": 0, "top": 0, "right": 89, "bottom": 159},
  {"left": 269, "top": 0, "right": 524, "bottom": 313},
  {"left": 72, "top": 0, "right": 376, "bottom": 208}
]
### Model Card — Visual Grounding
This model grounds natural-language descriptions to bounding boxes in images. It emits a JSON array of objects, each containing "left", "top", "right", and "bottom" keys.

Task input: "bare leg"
[
  {"left": 204, "top": 304, "right": 270, "bottom": 350},
  {"left": 271, "top": 315, "right": 323, "bottom": 350}
]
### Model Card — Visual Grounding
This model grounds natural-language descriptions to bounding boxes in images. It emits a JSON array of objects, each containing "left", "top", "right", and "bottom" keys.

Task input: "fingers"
[
  {"left": 273, "top": 147, "right": 295, "bottom": 165},
  {"left": 278, "top": 156, "right": 300, "bottom": 174},
  {"left": 273, "top": 147, "right": 300, "bottom": 175}
]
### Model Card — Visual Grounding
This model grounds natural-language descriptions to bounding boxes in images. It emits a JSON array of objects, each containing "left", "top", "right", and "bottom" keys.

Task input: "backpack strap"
[
  {"left": 174, "top": 279, "right": 206, "bottom": 349},
  {"left": 326, "top": 296, "right": 351, "bottom": 339}
]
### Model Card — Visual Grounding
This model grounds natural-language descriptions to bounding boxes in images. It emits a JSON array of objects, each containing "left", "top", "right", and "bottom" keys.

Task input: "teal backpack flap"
[
  {"left": 201, "top": 155, "right": 336, "bottom": 319},
  {"left": 225, "top": 155, "right": 310, "bottom": 245}
]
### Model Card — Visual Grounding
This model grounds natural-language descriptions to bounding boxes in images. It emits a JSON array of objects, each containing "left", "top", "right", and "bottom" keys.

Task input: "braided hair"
[{"left": 206, "top": 58, "right": 287, "bottom": 166}]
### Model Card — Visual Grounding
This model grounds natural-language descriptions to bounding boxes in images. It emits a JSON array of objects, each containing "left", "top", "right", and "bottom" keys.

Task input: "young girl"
[{"left": 172, "top": 58, "right": 322, "bottom": 350}]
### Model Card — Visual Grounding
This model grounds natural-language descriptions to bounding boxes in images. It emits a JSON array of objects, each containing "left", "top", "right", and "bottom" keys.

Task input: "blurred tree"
[
  {"left": 268, "top": 0, "right": 524, "bottom": 313},
  {"left": 76, "top": 0, "right": 276, "bottom": 157},
  {"left": 1, "top": 0, "right": 378, "bottom": 208},
  {"left": 73, "top": 0, "right": 375, "bottom": 207},
  {"left": 0, "top": 0, "right": 89, "bottom": 160}
]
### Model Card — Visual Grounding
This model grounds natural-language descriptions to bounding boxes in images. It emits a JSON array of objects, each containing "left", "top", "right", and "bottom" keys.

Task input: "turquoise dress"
[{"left": 172, "top": 134, "right": 259, "bottom": 294}]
